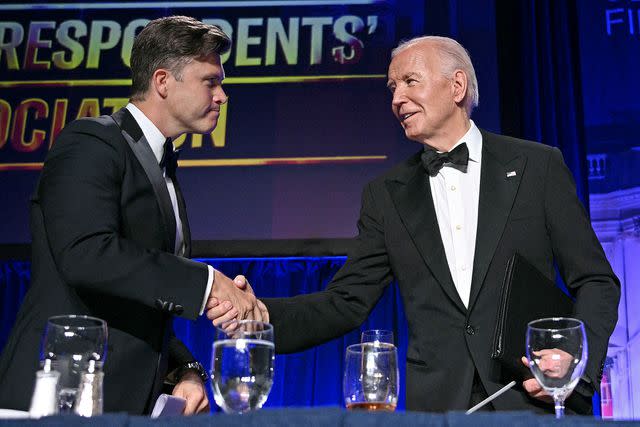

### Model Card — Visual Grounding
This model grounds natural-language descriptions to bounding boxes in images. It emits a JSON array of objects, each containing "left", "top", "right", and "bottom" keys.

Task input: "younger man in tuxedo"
[{"left": 0, "top": 16, "right": 265, "bottom": 415}]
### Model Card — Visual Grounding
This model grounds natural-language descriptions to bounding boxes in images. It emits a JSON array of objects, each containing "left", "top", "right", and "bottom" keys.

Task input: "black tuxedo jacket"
[
  {"left": 0, "top": 109, "right": 208, "bottom": 414},
  {"left": 263, "top": 130, "right": 620, "bottom": 412}
]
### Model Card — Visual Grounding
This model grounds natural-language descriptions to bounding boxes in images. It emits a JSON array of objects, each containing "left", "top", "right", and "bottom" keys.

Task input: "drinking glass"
[
  {"left": 40, "top": 315, "right": 107, "bottom": 413},
  {"left": 361, "top": 329, "right": 394, "bottom": 345},
  {"left": 343, "top": 342, "right": 398, "bottom": 411},
  {"left": 526, "top": 317, "right": 587, "bottom": 418},
  {"left": 211, "top": 320, "right": 275, "bottom": 414}
]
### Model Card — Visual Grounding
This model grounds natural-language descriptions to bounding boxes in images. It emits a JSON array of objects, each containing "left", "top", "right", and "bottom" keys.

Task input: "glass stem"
[{"left": 554, "top": 397, "right": 565, "bottom": 419}]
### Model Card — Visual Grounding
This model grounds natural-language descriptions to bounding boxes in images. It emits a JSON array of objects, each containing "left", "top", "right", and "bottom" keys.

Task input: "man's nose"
[
  {"left": 214, "top": 87, "right": 228, "bottom": 104},
  {"left": 391, "top": 89, "right": 406, "bottom": 108}
]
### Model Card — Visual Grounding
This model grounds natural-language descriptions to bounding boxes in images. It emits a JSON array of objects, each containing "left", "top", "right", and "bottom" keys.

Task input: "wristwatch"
[{"left": 176, "top": 361, "right": 209, "bottom": 383}]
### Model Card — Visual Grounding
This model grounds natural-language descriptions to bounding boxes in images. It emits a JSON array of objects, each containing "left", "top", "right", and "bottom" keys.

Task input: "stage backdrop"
[
  {"left": 0, "top": 0, "right": 501, "bottom": 244},
  {"left": 576, "top": 0, "right": 640, "bottom": 419}
]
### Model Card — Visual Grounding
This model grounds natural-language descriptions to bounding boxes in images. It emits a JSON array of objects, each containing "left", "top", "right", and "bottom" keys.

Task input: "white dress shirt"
[
  {"left": 428, "top": 120, "right": 482, "bottom": 308},
  {"left": 125, "top": 103, "right": 213, "bottom": 314}
]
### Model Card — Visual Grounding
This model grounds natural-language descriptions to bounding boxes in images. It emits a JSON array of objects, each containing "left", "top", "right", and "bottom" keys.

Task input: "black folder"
[{"left": 491, "top": 253, "right": 574, "bottom": 381}]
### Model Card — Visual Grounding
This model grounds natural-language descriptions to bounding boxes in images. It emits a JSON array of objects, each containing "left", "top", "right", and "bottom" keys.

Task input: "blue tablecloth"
[{"left": 1, "top": 408, "right": 638, "bottom": 427}]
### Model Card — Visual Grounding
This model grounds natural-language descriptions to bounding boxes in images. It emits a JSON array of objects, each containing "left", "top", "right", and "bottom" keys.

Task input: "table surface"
[{"left": 1, "top": 407, "right": 639, "bottom": 426}]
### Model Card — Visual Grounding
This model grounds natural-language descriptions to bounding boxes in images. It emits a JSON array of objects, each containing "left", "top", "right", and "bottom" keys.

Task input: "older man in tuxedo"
[
  {"left": 208, "top": 36, "right": 620, "bottom": 413},
  {"left": 0, "top": 16, "right": 266, "bottom": 415}
]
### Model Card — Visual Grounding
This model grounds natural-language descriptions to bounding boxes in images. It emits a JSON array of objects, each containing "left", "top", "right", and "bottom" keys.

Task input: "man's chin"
[
  {"left": 197, "top": 121, "right": 218, "bottom": 134},
  {"left": 402, "top": 126, "right": 430, "bottom": 144},
  {"left": 403, "top": 129, "right": 421, "bottom": 142}
]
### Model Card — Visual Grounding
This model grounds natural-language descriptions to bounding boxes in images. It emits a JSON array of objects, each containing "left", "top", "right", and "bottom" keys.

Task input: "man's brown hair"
[{"left": 130, "top": 16, "right": 231, "bottom": 100}]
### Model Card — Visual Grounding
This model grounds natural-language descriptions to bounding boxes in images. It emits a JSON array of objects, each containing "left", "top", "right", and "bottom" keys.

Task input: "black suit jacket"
[
  {"left": 0, "top": 109, "right": 208, "bottom": 414},
  {"left": 263, "top": 130, "right": 620, "bottom": 412}
]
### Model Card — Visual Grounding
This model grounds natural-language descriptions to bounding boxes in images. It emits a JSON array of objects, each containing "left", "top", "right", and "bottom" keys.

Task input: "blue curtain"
[
  {"left": 0, "top": 261, "right": 31, "bottom": 352},
  {"left": 0, "top": 257, "right": 408, "bottom": 411},
  {"left": 496, "top": 0, "right": 589, "bottom": 207}
]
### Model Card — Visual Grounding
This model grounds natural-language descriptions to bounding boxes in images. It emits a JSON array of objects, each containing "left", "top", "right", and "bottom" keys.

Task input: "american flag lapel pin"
[{"left": 506, "top": 171, "right": 517, "bottom": 178}]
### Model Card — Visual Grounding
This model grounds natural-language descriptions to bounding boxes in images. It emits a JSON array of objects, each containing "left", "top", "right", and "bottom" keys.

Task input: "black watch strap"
[{"left": 177, "top": 361, "right": 209, "bottom": 383}]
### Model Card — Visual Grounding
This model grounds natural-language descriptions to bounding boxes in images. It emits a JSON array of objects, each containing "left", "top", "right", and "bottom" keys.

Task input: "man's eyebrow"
[
  {"left": 401, "top": 72, "right": 419, "bottom": 80},
  {"left": 204, "top": 74, "right": 224, "bottom": 82},
  {"left": 387, "top": 72, "right": 420, "bottom": 88}
]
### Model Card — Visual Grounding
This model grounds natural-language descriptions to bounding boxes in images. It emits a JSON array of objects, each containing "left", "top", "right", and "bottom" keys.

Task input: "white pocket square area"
[{"left": 506, "top": 171, "right": 517, "bottom": 178}]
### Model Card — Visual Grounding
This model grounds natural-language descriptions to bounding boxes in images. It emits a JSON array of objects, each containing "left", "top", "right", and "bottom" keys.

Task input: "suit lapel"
[
  {"left": 468, "top": 131, "right": 526, "bottom": 311},
  {"left": 111, "top": 108, "right": 177, "bottom": 253},
  {"left": 386, "top": 154, "right": 466, "bottom": 313}
]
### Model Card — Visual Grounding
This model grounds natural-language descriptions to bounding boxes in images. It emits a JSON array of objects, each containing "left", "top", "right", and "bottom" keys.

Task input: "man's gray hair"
[{"left": 391, "top": 36, "right": 479, "bottom": 115}]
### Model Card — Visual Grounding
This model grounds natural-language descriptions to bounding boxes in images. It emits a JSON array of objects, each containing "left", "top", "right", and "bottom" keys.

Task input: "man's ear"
[
  {"left": 151, "top": 69, "right": 170, "bottom": 99},
  {"left": 451, "top": 69, "right": 468, "bottom": 105}
]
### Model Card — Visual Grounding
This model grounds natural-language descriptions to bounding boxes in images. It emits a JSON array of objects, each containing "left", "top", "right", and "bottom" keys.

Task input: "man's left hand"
[
  {"left": 172, "top": 371, "right": 209, "bottom": 415},
  {"left": 520, "top": 356, "right": 553, "bottom": 403}
]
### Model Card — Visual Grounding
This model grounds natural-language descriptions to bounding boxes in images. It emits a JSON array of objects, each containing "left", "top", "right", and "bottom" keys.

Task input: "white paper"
[{"left": 150, "top": 394, "right": 186, "bottom": 418}]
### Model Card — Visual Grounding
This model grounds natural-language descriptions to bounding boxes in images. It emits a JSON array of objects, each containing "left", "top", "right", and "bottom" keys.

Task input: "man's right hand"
[
  {"left": 206, "top": 270, "right": 257, "bottom": 323},
  {"left": 205, "top": 273, "right": 269, "bottom": 326}
]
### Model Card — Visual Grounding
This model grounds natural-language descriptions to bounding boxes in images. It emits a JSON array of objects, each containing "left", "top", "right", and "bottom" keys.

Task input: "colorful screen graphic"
[{"left": 0, "top": 0, "right": 500, "bottom": 243}]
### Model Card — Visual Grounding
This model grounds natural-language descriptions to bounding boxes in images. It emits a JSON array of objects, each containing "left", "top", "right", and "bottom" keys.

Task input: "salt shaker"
[{"left": 29, "top": 359, "right": 60, "bottom": 418}]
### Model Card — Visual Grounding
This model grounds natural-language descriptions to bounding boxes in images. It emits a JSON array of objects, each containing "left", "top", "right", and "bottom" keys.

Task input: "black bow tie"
[
  {"left": 420, "top": 143, "right": 469, "bottom": 177},
  {"left": 159, "top": 138, "right": 181, "bottom": 178}
]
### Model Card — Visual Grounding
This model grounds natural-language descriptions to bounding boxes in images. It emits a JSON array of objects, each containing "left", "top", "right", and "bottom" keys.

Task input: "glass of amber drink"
[{"left": 343, "top": 342, "right": 398, "bottom": 411}]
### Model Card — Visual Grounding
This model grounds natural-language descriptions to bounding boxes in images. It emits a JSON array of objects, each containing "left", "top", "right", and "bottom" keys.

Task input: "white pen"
[{"left": 465, "top": 380, "right": 517, "bottom": 414}]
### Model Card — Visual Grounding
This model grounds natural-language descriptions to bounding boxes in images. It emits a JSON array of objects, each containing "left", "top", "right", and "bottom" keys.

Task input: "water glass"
[
  {"left": 211, "top": 320, "right": 275, "bottom": 414},
  {"left": 361, "top": 329, "right": 394, "bottom": 345},
  {"left": 40, "top": 315, "right": 107, "bottom": 413},
  {"left": 526, "top": 317, "right": 587, "bottom": 418},
  {"left": 344, "top": 342, "right": 398, "bottom": 411}
]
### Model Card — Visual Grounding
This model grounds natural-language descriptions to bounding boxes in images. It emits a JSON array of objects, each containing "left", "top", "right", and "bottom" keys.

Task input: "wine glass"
[
  {"left": 40, "top": 315, "right": 108, "bottom": 413},
  {"left": 343, "top": 342, "right": 398, "bottom": 411},
  {"left": 361, "top": 329, "right": 394, "bottom": 345},
  {"left": 526, "top": 317, "right": 587, "bottom": 418},
  {"left": 211, "top": 320, "right": 275, "bottom": 414}
]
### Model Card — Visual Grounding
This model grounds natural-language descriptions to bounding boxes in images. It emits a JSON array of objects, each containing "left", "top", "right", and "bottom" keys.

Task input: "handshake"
[
  {"left": 205, "top": 270, "right": 269, "bottom": 326},
  {"left": 170, "top": 270, "right": 269, "bottom": 414}
]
